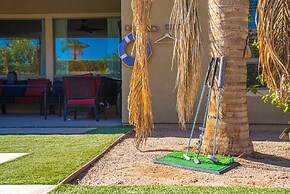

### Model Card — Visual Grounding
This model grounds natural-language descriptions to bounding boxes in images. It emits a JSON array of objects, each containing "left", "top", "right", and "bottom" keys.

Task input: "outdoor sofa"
[{"left": 0, "top": 78, "right": 51, "bottom": 114}]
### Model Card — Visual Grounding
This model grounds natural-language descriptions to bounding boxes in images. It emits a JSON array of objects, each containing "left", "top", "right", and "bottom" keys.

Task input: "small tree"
[{"left": 0, "top": 38, "right": 39, "bottom": 74}]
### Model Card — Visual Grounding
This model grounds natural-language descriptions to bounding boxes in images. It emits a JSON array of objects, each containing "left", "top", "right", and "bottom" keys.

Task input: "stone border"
[{"left": 59, "top": 129, "right": 133, "bottom": 184}]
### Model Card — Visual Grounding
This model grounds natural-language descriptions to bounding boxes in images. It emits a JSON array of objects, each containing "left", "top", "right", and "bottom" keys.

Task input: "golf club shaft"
[
  {"left": 185, "top": 57, "right": 214, "bottom": 156},
  {"left": 213, "top": 56, "right": 225, "bottom": 156},
  {"left": 196, "top": 57, "right": 219, "bottom": 158}
]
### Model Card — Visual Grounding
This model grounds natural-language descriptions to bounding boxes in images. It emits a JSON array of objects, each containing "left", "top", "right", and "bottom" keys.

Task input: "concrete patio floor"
[
  {"left": 0, "top": 104, "right": 122, "bottom": 129},
  {"left": 0, "top": 185, "right": 57, "bottom": 194},
  {"left": 0, "top": 113, "right": 122, "bottom": 130}
]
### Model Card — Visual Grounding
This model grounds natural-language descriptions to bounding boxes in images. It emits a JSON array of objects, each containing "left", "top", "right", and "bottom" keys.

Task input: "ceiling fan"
[{"left": 69, "top": 19, "right": 103, "bottom": 33}]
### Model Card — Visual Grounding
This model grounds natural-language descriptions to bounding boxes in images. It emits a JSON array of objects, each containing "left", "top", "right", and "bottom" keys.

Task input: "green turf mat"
[
  {"left": 167, "top": 151, "right": 234, "bottom": 165},
  {"left": 154, "top": 151, "right": 239, "bottom": 174}
]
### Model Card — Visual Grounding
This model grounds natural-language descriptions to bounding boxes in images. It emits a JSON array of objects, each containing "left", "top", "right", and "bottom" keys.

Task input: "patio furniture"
[
  {"left": 0, "top": 80, "right": 27, "bottom": 114},
  {"left": 0, "top": 79, "right": 51, "bottom": 119},
  {"left": 41, "top": 80, "right": 63, "bottom": 117},
  {"left": 97, "top": 76, "right": 121, "bottom": 119},
  {"left": 0, "top": 79, "right": 5, "bottom": 114},
  {"left": 62, "top": 76, "right": 101, "bottom": 121}
]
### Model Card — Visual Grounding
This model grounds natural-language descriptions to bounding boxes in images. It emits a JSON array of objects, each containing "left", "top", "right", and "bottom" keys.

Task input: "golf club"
[
  {"left": 193, "top": 57, "right": 219, "bottom": 164},
  {"left": 183, "top": 57, "right": 214, "bottom": 161},
  {"left": 208, "top": 56, "right": 225, "bottom": 163}
]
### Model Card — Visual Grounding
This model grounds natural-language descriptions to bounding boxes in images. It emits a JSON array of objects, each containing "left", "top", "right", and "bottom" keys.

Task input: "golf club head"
[
  {"left": 183, "top": 154, "right": 191, "bottom": 161},
  {"left": 208, "top": 155, "right": 218, "bottom": 163},
  {"left": 193, "top": 157, "right": 201, "bottom": 164}
]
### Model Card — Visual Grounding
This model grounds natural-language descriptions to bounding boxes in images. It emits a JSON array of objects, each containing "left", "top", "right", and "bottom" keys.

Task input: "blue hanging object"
[
  {"left": 249, "top": 0, "right": 258, "bottom": 29},
  {"left": 118, "top": 32, "right": 152, "bottom": 67}
]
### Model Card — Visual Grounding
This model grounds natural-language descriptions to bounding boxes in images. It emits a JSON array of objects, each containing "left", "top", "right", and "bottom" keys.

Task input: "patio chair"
[
  {"left": 41, "top": 80, "right": 63, "bottom": 117},
  {"left": 62, "top": 76, "right": 101, "bottom": 121},
  {"left": 0, "top": 79, "right": 5, "bottom": 114},
  {"left": 97, "top": 76, "right": 121, "bottom": 119}
]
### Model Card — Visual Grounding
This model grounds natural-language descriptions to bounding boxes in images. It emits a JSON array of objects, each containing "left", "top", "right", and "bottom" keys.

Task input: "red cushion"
[
  {"left": 67, "top": 98, "right": 95, "bottom": 105},
  {"left": 25, "top": 79, "right": 51, "bottom": 96},
  {"left": 63, "top": 77, "right": 96, "bottom": 97},
  {"left": 15, "top": 96, "right": 41, "bottom": 103},
  {"left": 77, "top": 73, "right": 93, "bottom": 76},
  {"left": 0, "top": 79, "right": 4, "bottom": 96}
]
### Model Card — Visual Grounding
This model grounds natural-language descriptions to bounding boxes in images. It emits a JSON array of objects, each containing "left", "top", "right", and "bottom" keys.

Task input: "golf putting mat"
[{"left": 154, "top": 151, "right": 239, "bottom": 174}]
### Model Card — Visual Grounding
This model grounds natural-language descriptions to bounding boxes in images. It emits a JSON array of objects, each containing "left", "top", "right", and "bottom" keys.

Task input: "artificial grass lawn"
[
  {"left": 0, "top": 126, "right": 131, "bottom": 184},
  {"left": 155, "top": 151, "right": 235, "bottom": 173},
  {"left": 51, "top": 185, "right": 290, "bottom": 194}
]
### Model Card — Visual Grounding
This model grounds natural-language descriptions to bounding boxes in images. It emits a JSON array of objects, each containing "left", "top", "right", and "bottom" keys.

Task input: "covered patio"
[{"left": 0, "top": 104, "right": 122, "bottom": 134}]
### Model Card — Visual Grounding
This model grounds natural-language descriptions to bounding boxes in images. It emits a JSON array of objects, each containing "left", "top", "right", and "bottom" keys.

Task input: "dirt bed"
[{"left": 75, "top": 125, "right": 290, "bottom": 188}]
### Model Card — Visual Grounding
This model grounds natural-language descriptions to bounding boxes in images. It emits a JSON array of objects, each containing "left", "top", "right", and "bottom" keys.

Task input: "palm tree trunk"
[
  {"left": 202, "top": 0, "right": 253, "bottom": 155},
  {"left": 73, "top": 50, "right": 77, "bottom": 60}
]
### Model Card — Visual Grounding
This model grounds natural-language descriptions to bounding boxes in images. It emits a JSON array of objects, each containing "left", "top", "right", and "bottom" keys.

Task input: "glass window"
[
  {"left": 0, "top": 19, "right": 45, "bottom": 76},
  {"left": 54, "top": 18, "right": 121, "bottom": 79},
  {"left": 248, "top": 0, "right": 259, "bottom": 59},
  {"left": 247, "top": 0, "right": 261, "bottom": 88},
  {"left": 247, "top": 62, "right": 260, "bottom": 87}
]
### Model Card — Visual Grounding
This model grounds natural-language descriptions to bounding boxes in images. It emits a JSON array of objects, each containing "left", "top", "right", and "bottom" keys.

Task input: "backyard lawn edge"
[{"left": 59, "top": 128, "right": 133, "bottom": 185}]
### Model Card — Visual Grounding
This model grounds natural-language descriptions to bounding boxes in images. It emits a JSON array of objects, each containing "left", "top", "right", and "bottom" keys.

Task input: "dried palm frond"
[
  {"left": 257, "top": 0, "right": 290, "bottom": 102},
  {"left": 128, "top": 0, "right": 154, "bottom": 148},
  {"left": 169, "top": 0, "right": 202, "bottom": 128}
]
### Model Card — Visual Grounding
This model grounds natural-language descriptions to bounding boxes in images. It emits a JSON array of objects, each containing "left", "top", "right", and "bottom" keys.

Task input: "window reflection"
[
  {"left": 54, "top": 18, "right": 121, "bottom": 79},
  {"left": 0, "top": 20, "right": 44, "bottom": 76}
]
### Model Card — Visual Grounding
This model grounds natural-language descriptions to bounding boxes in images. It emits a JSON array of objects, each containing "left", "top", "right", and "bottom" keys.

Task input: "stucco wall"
[
  {"left": 247, "top": 94, "right": 289, "bottom": 124},
  {"left": 121, "top": 0, "right": 211, "bottom": 124},
  {"left": 121, "top": 0, "right": 289, "bottom": 124}
]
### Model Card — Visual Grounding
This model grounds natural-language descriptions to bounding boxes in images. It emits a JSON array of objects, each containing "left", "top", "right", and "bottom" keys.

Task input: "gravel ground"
[{"left": 75, "top": 125, "right": 290, "bottom": 188}]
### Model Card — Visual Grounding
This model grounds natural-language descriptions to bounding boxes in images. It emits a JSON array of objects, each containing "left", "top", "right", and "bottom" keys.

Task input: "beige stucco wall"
[
  {"left": 121, "top": 0, "right": 210, "bottom": 124},
  {"left": 247, "top": 94, "right": 289, "bottom": 124},
  {"left": 121, "top": 0, "right": 289, "bottom": 125}
]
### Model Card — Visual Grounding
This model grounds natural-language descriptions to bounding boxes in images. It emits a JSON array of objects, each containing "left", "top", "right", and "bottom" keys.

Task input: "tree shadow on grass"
[
  {"left": 242, "top": 152, "right": 290, "bottom": 168},
  {"left": 83, "top": 126, "right": 133, "bottom": 134}
]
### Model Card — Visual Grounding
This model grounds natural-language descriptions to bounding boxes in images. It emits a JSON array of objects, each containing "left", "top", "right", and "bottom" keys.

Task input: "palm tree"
[
  {"left": 130, "top": 0, "right": 288, "bottom": 154},
  {"left": 201, "top": 0, "right": 254, "bottom": 155},
  {"left": 62, "top": 39, "right": 89, "bottom": 60}
]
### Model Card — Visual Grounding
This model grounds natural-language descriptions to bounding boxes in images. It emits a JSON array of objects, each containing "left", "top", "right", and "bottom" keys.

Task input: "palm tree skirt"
[{"left": 154, "top": 151, "right": 239, "bottom": 174}]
